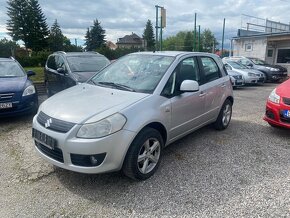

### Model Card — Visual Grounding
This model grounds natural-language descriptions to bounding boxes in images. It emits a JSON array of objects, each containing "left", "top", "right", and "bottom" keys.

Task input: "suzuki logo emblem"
[{"left": 45, "top": 118, "right": 52, "bottom": 128}]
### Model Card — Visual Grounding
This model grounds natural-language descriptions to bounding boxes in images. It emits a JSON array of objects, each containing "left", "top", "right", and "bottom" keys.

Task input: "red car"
[{"left": 264, "top": 78, "right": 290, "bottom": 128}]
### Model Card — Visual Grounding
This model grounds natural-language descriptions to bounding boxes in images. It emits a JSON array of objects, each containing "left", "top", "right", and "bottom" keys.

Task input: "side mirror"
[
  {"left": 26, "top": 70, "right": 36, "bottom": 77},
  {"left": 57, "top": 67, "right": 66, "bottom": 74},
  {"left": 180, "top": 80, "right": 199, "bottom": 92},
  {"left": 247, "top": 63, "right": 253, "bottom": 68}
]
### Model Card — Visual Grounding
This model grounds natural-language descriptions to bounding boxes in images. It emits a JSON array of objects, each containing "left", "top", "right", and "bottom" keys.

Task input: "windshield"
[
  {"left": 227, "top": 61, "right": 248, "bottom": 69},
  {"left": 0, "top": 61, "right": 25, "bottom": 77},
  {"left": 90, "top": 54, "right": 174, "bottom": 93},
  {"left": 249, "top": 58, "right": 267, "bottom": 65},
  {"left": 67, "top": 55, "right": 110, "bottom": 73}
]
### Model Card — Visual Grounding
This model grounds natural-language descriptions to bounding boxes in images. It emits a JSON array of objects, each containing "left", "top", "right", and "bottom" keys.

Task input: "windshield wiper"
[{"left": 97, "top": 82, "right": 136, "bottom": 92}]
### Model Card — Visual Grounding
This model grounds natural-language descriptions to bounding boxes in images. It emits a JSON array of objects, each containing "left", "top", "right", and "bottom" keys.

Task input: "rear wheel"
[
  {"left": 214, "top": 99, "right": 232, "bottom": 130},
  {"left": 123, "top": 127, "right": 163, "bottom": 180}
]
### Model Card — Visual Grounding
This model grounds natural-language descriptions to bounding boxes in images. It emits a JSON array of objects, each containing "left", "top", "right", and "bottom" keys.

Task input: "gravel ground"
[{"left": 0, "top": 83, "right": 289, "bottom": 218}]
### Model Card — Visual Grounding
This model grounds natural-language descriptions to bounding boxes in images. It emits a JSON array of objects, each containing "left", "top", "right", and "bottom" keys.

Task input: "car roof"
[
  {"left": 0, "top": 58, "right": 15, "bottom": 62},
  {"left": 53, "top": 51, "right": 106, "bottom": 57},
  {"left": 130, "top": 51, "right": 220, "bottom": 59}
]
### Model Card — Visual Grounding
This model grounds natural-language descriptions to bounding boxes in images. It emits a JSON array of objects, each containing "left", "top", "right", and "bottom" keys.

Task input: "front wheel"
[
  {"left": 214, "top": 99, "right": 233, "bottom": 130},
  {"left": 122, "top": 127, "right": 163, "bottom": 180}
]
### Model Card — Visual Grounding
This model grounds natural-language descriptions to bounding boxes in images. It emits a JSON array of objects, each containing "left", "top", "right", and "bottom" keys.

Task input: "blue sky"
[{"left": 0, "top": 0, "right": 290, "bottom": 48}]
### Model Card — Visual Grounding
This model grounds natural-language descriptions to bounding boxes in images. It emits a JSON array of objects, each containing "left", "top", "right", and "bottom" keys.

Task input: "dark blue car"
[{"left": 0, "top": 58, "right": 38, "bottom": 117}]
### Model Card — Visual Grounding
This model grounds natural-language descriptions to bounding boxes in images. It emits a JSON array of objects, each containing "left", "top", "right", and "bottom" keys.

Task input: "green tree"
[
  {"left": 143, "top": 19, "right": 155, "bottom": 51},
  {"left": 48, "top": 19, "right": 64, "bottom": 52},
  {"left": 0, "top": 38, "right": 19, "bottom": 57},
  {"left": 63, "top": 36, "right": 83, "bottom": 52},
  {"left": 6, "top": 0, "right": 49, "bottom": 51},
  {"left": 85, "top": 19, "right": 106, "bottom": 51},
  {"left": 183, "top": 31, "right": 193, "bottom": 51},
  {"left": 201, "top": 29, "right": 219, "bottom": 53}
]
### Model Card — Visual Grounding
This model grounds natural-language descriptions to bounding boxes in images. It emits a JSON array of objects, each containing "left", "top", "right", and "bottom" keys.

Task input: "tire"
[
  {"left": 214, "top": 99, "right": 232, "bottom": 130},
  {"left": 122, "top": 127, "right": 163, "bottom": 180}
]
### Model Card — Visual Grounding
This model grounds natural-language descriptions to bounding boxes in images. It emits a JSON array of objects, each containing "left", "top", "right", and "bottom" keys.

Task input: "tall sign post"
[{"left": 155, "top": 5, "right": 166, "bottom": 51}]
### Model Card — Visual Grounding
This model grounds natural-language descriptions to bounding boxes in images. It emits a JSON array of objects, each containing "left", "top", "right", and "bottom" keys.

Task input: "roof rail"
[
  {"left": 85, "top": 51, "right": 100, "bottom": 54},
  {"left": 10, "top": 56, "right": 16, "bottom": 61},
  {"left": 54, "top": 51, "right": 66, "bottom": 54}
]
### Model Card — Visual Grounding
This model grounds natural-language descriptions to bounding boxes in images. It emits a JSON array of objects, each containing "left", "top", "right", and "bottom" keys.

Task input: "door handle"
[
  {"left": 199, "top": 91, "right": 206, "bottom": 97},
  {"left": 221, "top": 83, "right": 226, "bottom": 88}
]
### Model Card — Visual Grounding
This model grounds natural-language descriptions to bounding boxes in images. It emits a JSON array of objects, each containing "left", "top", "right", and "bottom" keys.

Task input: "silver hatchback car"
[{"left": 32, "top": 52, "right": 233, "bottom": 180}]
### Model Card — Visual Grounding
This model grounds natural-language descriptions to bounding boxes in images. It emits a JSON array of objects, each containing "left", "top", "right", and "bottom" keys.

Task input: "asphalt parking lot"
[{"left": 0, "top": 83, "right": 289, "bottom": 217}]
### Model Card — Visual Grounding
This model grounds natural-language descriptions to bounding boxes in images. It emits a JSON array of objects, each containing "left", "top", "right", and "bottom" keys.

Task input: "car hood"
[
  {"left": 0, "top": 76, "right": 27, "bottom": 93},
  {"left": 227, "top": 70, "right": 242, "bottom": 77},
  {"left": 256, "top": 64, "right": 287, "bottom": 72},
  {"left": 73, "top": 72, "right": 96, "bottom": 83},
  {"left": 39, "top": 83, "right": 150, "bottom": 124},
  {"left": 246, "top": 69, "right": 264, "bottom": 75},
  {"left": 277, "top": 78, "right": 290, "bottom": 98}
]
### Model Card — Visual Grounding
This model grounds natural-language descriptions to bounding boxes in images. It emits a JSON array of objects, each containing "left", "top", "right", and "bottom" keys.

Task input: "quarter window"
[{"left": 47, "top": 56, "right": 57, "bottom": 70}]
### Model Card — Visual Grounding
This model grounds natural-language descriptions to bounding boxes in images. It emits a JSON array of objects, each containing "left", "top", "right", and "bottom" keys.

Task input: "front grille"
[
  {"left": 71, "top": 153, "right": 106, "bottom": 167},
  {"left": 0, "top": 93, "right": 14, "bottom": 102},
  {"left": 35, "top": 141, "right": 64, "bottom": 163},
  {"left": 37, "top": 111, "right": 76, "bottom": 133},
  {"left": 283, "top": 97, "right": 290, "bottom": 106},
  {"left": 280, "top": 110, "right": 290, "bottom": 124},
  {"left": 233, "top": 75, "right": 242, "bottom": 80}
]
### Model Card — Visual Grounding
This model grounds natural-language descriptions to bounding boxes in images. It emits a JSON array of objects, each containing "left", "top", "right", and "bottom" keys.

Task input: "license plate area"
[
  {"left": 32, "top": 128, "right": 57, "bottom": 149},
  {"left": 0, "top": 102, "right": 12, "bottom": 109},
  {"left": 282, "top": 110, "right": 290, "bottom": 118}
]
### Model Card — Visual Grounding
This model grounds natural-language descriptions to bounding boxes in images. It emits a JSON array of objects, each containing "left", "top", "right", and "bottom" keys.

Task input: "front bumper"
[
  {"left": 32, "top": 115, "right": 137, "bottom": 174},
  {"left": 244, "top": 76, "right": 259, "bottom": 84},
  {"left": 269, "top": 72, "right": 288, "bottom": 81},
  {"left": 263, "top": 100, "right": 290, "bottom": 129},
  {"left": 0, "top": 94, "right": 38, "bottom": 117}
]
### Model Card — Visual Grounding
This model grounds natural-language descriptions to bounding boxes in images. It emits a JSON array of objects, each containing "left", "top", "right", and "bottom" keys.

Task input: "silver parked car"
[
  {"left": 223, "top": 59, "right": 265, "bottom": 84},
  {"left": 32, "top": 52, "right": 234, "bottom": 180},
  {"left": 226, "top": 68, "right": 245, "bottom": 88}
]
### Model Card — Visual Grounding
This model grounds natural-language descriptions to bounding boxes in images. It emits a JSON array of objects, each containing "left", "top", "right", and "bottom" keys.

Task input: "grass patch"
[{"left": 24, "top": 67, "right": 44, "bottom": 82}]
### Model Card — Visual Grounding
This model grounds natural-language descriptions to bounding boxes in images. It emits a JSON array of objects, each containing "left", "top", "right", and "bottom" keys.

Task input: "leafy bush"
[{"left": 16, "top": 51, "right": 51, "bottom": 67}]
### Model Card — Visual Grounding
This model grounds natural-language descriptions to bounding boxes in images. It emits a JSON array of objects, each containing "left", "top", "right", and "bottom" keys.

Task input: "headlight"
[
  {"left": 22, "top": 85, "right": 36, "bottom": 96},
  {"left": 248, "top": 72, "right": 257, "bottom": 77},
  {"left": 268, "top": 88, "right": 280, "bottom": 104},
  {"left": 77, "top": 113, "right": 127, "bottom": 138},
  {"left": 266, "top": 67, "right": 279, "bottom": 71}
]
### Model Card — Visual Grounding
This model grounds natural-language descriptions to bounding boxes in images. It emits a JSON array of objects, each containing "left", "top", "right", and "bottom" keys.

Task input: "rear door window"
[{"left": 200, "top": 57, "right": 221, "bottom": 83}]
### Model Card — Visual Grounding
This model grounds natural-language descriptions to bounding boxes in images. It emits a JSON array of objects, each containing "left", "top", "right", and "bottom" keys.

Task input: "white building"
[{"left": 232, "top": 21, "right": 290, "bottom": 74}]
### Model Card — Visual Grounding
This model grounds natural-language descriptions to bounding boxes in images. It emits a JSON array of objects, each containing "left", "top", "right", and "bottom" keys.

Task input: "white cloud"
[{"left": 0, "top": 0, "right": 290, "bottom": 46}]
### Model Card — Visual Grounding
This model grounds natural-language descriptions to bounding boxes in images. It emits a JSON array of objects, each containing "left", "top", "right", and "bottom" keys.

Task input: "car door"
[
  {"left": 198, "top": 56, "right": 226, "bottom": 121},
  {"left": 161, "top": 57, "right": 207, "bottom": 142},
  {"left": 45, "top": 55, "right": 58, "bottom": 94},
  {"left": 54, "top": 55, "right": 75, "bottom": 92}
]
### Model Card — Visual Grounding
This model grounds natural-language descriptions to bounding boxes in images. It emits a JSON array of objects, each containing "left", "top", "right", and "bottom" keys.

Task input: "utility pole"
[
  {"left": 193, "top": 13, "right": 197, "bottom": 51},
  {"left": 155, "top": 5, "right": 159, "bottom": 51},
  {"left": 221, "top": 18, "right": 225, "bottom": 57},
  {"left": 198, "top": 25, "right": 201, "bottom": 52}
]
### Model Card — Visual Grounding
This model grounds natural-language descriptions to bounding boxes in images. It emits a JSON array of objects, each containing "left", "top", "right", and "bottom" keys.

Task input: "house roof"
[
  {"left": 233, "top": 29, "right": 290, "bottom": 39},
  {"left": 116, "top": 33, "right": 143, "bottom": 45}
]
